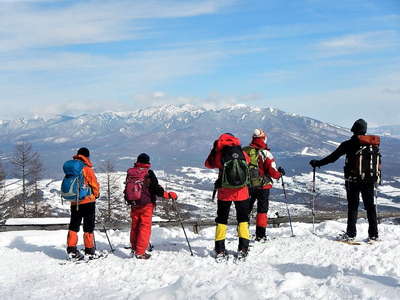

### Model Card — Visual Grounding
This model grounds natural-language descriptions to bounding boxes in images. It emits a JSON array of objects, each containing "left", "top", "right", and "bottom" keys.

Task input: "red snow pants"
[{"left": 130, "top": 203, "right": 154, "bottom": 255}]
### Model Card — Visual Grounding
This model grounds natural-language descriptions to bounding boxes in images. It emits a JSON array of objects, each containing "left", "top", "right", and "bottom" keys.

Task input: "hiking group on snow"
[{"left": 60, "top": 118, "right": 382, "bottom": 262}]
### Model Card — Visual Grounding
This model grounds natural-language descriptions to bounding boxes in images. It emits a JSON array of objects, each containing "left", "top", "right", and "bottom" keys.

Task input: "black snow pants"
[
  {"left": 69, "top": 202, "right": 96, "bottom": 233},
  {"left": 215, "top": 199, "right": 250, "bottom": 252},
  {"left": 345, "top": 181, "right": 378, "bottom": 238}
]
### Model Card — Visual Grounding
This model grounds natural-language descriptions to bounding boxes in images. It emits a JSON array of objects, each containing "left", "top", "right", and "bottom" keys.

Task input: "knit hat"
[
  {"left": 253, "top": 128, "right": 267, "bottom": 141},
  {"left": 77, "top": 147, "right": 90, "bottom": 158},
  {"left": 137, "top": 153, "right": 150, "bottom": 164},
  {"left": 351, "top": 119, "right": 367, "bottom": 135}
]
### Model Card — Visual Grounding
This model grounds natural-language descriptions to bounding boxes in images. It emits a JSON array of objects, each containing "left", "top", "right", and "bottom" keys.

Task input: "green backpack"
[
  {"left": 243, "top": 146, "right": 272, "bottom": 188},
  {"left": 220, "top": 145, "right": 249, "bottom": 189}
]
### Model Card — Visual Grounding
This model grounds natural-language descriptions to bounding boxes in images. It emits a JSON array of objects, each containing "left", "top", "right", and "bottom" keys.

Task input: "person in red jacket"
[
  {"left": 66, "top": 147, "right": 100, "bottom": 260},
  {"left": 243, "top": 129, "right": 284, "bottom": 241},
  {"left": 205, "top": 133, "right": 251, "bottom": 260},
  {"left": 126, "top": 153, "right": 177, "bottom": 259}
]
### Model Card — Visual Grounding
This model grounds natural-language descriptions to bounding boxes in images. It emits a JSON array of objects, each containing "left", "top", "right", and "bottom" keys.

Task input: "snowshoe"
[
  {"left": 215, "top": 251, "right": 229, "bottom": 263},
  {"left": 86, "top": 250, "right": 108, "bottom": 261},
  {"left": 135, "top": 253, "right": 151, "bottom": 260},
  {"left": 255, "top": 235, "right": 271, "bottom": 243},
  {"left": 67, "top": 248, "right": 84, "bottom": 262},
  {"left": 366, "top": 236, "right": 380, "bottom": 244},
  {"left": 335, "top": 232, "right": 361, "bottom": 245},
  {"left": 336, "top": 232, "right": 355, "bottom": 242},
  {"left": 234, "top": 249, "right": 248, "bottom": 263},
  {"left": 126, "top": 243, "right": 153, "bottom": 252}
]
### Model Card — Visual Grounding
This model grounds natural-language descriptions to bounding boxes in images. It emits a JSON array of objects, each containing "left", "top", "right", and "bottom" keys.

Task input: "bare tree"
[
  {"left": 27, "top": 155, "right": 44, "bottom": 217},
  {"left": 11, "top": 142, "right": 39, "bottom": 216},
  {"left": 99, "top": 160, "right": 123, "bottom": 224}
]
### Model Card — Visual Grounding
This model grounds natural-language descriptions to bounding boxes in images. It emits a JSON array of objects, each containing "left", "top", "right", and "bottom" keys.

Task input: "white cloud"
[
  {"left": 0, "top": 46, "right": 228, "bottom": 117},
  {"left": 317, "top": 31, "right": 399, "bottom": 56},
  {"left": 274, "top": 69, "right": 400, "bottom": 126},
  {"left": 0, "top": 0, "right": 236, "bottom": 51}
]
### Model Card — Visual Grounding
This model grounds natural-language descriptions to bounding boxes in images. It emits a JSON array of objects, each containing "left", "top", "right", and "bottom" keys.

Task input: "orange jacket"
[
  {"left": 205, "top": 133, "right": 250, "bottom": 201},
  {"left": 71, "top": 154, "right": 100, "bottom": 205}
]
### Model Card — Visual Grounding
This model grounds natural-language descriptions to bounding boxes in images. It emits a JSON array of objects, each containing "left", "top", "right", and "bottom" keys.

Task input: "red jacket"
[
  {"left": 205, "top": 134, "right": 250, "bottom": 201},
  {"left": 249, "top": 137, "right": 281, "bottom": 189},
  {"left": 71, "top": 154, "right": 100, "bottom": 205}
]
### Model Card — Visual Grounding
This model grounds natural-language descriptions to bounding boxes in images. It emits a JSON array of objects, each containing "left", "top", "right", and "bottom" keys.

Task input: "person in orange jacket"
[
  {"left": 243, "top": 129, "right": 284, "bottom": 241},
  {"left": 125, "top": 153, "right": 177, "bottom": 259},
  {"left": 66, "top": 147, "right": 100, "bottom": 259},
  {"left": 205, "top": 133, "right": 251, "bottom": 260}
]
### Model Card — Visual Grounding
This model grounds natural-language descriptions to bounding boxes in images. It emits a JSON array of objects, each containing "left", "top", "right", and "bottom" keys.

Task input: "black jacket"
[
  {"left": 147, "top": 169, "right": 165, "bottom": 202},
  {"left": 318, "top": 135, "right": 362, "bottom": 167}
]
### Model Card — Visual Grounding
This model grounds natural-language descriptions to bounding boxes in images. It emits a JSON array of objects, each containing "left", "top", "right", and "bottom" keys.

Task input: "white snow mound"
[{"left": 0, "top": 220, "right": 399, "bottom": 299}]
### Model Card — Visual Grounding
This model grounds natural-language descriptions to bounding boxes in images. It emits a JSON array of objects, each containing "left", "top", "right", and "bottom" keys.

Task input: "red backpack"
[{"left": 124, "top": 167, "right": 152, "bottom": 206}]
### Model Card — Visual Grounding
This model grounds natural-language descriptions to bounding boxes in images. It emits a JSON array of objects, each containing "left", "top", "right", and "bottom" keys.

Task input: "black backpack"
[
  {"left": 220, "top": 145, "right": 249, "bottom": 188},
  {"left": 344, "top": 135, "right": 381, "bottom": 184}
]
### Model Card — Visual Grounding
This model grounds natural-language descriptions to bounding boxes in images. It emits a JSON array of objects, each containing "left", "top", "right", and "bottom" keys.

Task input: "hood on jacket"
[
  {"left": 250, "top": 136, "right": 269, "bottom": 150},
  {"left": 216, "top": 133, "right": 241, "bottom": 151},
  {"left": 73, "top": 154, "right": 93, "bottom": 167}
]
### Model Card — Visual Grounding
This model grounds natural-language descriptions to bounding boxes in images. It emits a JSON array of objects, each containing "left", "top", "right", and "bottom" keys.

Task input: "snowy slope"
[{"left": 0, "top": 220, "right": 399, "bottom": 299}]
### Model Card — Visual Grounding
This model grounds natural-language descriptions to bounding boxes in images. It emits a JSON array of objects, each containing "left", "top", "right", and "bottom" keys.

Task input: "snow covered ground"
[{"left": 0, "top": 219, "right": 399, "bottom": 299}]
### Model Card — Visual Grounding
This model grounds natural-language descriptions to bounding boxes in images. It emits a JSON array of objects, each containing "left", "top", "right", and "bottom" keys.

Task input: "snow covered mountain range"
[{"left": 1, "top": 103, "right": 399, "bottom": 179}]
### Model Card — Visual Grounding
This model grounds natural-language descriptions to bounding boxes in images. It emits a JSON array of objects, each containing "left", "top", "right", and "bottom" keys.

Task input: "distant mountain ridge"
[
  {"left": 0, "top": 104, "right": 398, "bottom": 178},
  {"left": 371, "top": 125, "right": 400, "bottom": 139}
]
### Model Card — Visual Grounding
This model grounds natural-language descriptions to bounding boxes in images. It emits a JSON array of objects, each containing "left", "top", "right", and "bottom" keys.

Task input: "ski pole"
[
  {"left": 171, "top": 197, "right": 194, "bottom": 256},
  {"left": 212, "top": 188, "right": 217, "bottom": 201},
  {"left": 311, "top": 167, "right": 316, "bottom": 234},
  {"left": 280, "top": 175, "right": 295, "bottom": 237},
  {"left": 95, "top": 206, "right": 115, "bottom": 253}
]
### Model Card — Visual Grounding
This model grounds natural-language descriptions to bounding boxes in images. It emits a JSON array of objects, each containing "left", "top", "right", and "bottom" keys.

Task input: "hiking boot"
[
  {"left": 67, "top": 247, "right": 84, "bottom": 261},
  {"left": 336, "top": 232, "right": 355, "bottom": 242},
  {"left": 236, "top": 249, "right": 248, "bottom": 261},
  {"left": 255, "top": 235, "right": 271, "bottom": 243},
  {"left": 135, "top": 253, "right": 151, "bottom": 260},
  {"left": 215, "top": 250, "right": 228, "bottom": 263},
  {"left": 368, "top": 236, "right": 379, "bottom": 242},
  {"left": 85, "top": 247, "right": 96, "bottom": 255}
]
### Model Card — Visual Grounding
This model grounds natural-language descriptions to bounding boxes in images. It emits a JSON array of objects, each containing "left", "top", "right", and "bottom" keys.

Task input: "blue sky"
[{"left": 0, "top": 0, "right": 399, "bottom": 127}]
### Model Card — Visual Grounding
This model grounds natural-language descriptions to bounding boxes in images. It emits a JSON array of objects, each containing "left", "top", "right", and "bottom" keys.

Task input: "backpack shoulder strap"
[{"left": 258, "top": 149, "right": 268, "bottom": 162}]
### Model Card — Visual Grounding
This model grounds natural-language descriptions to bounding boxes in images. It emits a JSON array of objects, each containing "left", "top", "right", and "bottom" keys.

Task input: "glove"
[
  {"left": 309, "top": 160, "right": 320, "bottom": 168},
  {"left": 168, "top": 191, "right": 178, "bottom": 200},
  {"left": 278, "top": 166, "right": 285, "bottom": 176}
]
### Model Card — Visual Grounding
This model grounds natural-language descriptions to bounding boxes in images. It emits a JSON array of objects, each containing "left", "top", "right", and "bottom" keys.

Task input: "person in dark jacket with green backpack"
[
  {"left": 310, "top": 119, "right": 381, "bottom": 242},
  {"left": 205, "top": 133, "right": 251, "bottom": 261}
]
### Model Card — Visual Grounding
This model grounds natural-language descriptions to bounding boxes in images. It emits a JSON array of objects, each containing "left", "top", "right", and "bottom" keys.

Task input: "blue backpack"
[{"left": 61, "top": 159, "right": 92, "bottom": 201}]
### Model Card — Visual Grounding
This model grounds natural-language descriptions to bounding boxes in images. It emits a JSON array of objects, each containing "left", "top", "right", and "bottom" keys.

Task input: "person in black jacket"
[
  {"left": 125, "top": 153, "right": 177, "bottom": 259},
  {"left": 310, "top": 119, "right": 379, "bottom": 241}
]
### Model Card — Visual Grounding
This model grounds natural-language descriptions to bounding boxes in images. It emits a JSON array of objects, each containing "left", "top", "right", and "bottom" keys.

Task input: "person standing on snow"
[
  {"left": 66, "top": 147, "right": 100, "bottom": 260},
  {"left": 205, "top": 133, "right": 251, "bottom": 261},
  {"left": 243, "top": 129, "right": 285, "bottom": 242},
  {"left": 124, "top": 153, "right": 177, "bottom": 259},
  {"left": 310, "top": 119, "right": 380, "bottom": 242}
]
